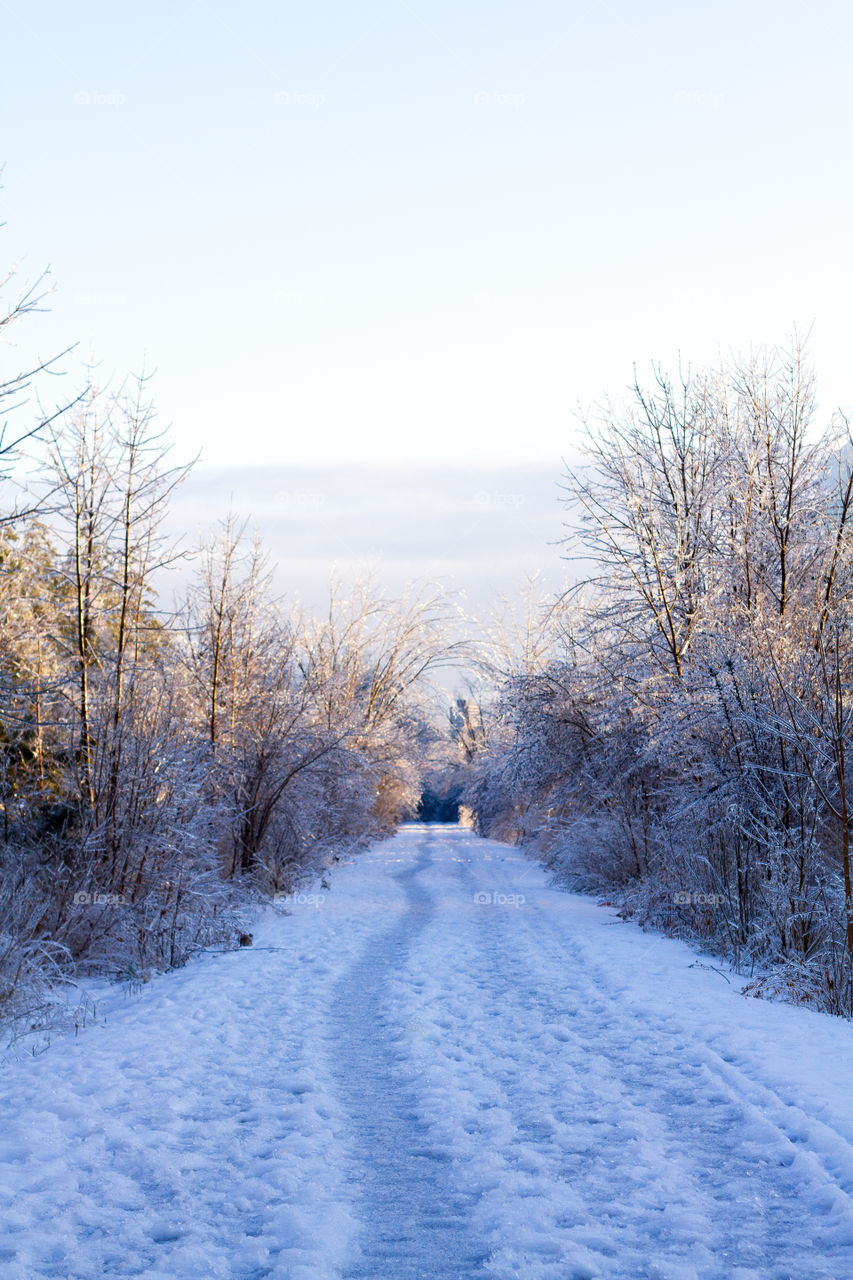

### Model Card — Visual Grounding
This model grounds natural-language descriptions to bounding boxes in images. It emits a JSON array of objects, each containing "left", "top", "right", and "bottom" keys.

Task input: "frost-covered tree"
[{"left": 468, "top": 341, "right": 853, "bottom": 1014}]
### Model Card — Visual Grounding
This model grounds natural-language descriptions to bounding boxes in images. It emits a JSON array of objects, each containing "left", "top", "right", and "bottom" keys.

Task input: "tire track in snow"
[
  {"left": 432, "top": 840, "right": 853, "bottom": 1279},
  {"left": 329, "top": 832, "right": 489, "bottom": 1279}
]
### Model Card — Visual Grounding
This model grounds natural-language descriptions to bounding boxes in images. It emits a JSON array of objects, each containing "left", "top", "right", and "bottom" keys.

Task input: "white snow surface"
[{"left": 2, "top": 824, "right": 853, "bottom": 1278}]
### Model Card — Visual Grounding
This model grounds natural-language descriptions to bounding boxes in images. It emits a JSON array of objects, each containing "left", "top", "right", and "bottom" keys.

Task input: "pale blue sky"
[
  {"left": 3, "top": 1, "right": 852, "bottom": 467},
  {"left": 166, "top": 462, "right": 572, "bottom": 615}
]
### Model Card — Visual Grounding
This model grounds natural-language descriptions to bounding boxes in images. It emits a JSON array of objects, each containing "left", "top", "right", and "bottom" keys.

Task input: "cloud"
[{"left": 165, "top": 462, "right": 576, "bottom": 611}]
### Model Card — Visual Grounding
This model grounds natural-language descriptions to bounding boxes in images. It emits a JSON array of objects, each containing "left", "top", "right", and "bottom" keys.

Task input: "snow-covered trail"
[
  {"left": 330, "top": 832, "right": 487, "bottom": 1278},
  {"left": 3, "top": 825, "right": 853, "bottom": 1279},
  {"left": 396, "top": 832, "right": 853, "bottom": 1279}
]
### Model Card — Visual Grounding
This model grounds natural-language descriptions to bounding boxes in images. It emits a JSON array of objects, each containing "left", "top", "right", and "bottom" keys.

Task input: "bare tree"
[
  {"left": 564, "top": 364, "right": 722, "bottom": 679},
  {"left": 470, "top": 340, "right": 853, "bottom": 1014}
]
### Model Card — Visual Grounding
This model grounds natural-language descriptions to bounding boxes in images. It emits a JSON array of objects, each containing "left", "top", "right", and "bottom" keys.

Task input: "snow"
[{"left": 2, "top": 824, "right": 853, "bottom": 1278}]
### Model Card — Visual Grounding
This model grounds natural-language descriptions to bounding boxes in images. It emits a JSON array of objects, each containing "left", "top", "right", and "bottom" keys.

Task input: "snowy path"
[
  {"left": 330, "top": 834, "right": 487, "bottom": 1278},
  {"left": 2, "top": 825, "right": 853, "bottom": 1278}
]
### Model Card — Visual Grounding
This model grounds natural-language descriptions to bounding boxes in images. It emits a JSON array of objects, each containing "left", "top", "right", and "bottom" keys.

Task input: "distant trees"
[
  {"left": 0, "top": 235, "right": 458, "bottom": 1045},
  {"left": 15, "top": 176, "right": 853, "bottom": 1041},
  {"left": 1, "top": 394, "right": 456, "bottom": 1041},
  {"left": 467, "top": 340, "right": 853, "bottom": 1015}
]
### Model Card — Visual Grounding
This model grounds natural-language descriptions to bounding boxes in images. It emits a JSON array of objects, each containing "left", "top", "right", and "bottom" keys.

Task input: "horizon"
[{"left": 165, "top": 459, "right": 572, "bottom": 605}]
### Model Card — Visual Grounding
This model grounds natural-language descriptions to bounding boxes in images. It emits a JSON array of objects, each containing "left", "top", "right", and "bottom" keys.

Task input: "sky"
[
  {"left": 3, "top": 0, "right": 852, "bottom": 474},
  {"left": 165, "top": 462, "right": 574, "bottom": 616}
]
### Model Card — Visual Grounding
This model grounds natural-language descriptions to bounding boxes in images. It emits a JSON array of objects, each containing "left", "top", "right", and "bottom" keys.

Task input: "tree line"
[
  {"left": 0, "top": 246, "right": 455, "bottom": 1045},
  {"left": 464, "top": 340, "right": 853, "bottom": 1015},
  {"left": 6, "top": 207, "right": 852, "bottom": 1036}
]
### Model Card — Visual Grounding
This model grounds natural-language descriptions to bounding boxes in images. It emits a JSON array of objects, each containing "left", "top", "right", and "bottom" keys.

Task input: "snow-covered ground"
[{"left": 2, "top": 824, "right": 853, "bottom": 1279}]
